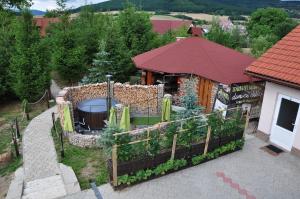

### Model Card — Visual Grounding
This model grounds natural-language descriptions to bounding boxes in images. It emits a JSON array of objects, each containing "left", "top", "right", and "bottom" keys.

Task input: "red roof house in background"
[
  {"left": 133, "top": 37, "right": 262, "bottom": 113},
  {"left": 151, "top": 19, "right": 192, "bottom": 34},
  {"left": 34, "top": 17, "right": 60, "bottom": 36},
  {"left": 245, "top": 25, "right": 300, "bottom": 152},
  {"left": 133, "top": 37, "right": 255, "bottom": 85}
]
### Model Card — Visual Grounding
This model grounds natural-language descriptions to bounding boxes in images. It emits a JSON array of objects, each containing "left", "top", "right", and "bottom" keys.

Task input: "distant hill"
[
  {"left": 73, "top": 0, "right": 300, "bottom": 17},
  {"left": 30, "top": 10, "right": 45, "bottom": 16}
]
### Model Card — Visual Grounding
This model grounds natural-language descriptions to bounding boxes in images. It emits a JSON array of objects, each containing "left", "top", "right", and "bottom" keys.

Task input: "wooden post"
[
  {"left": 60, "top": 130, "right": 65, "bottom": 158},
  {"left": 170, "top": 134, "right": 178, "bottom": 160},
  {"left": 112, "top": 145, "right": 118, "bottom": 186},
  {"left": 26, "top": 112, "right": 30, "bottom": 121},
  {"left": 243, "top": 109, "right": 250, "bottom": 137},
  {"left": 180, "top": 120, "right": 183, "bottom": 130},
  {"left": 52, "top": 112, "right": 56, "bottom": 131},
  {"left": 10, "top": 125, "right": 20, "bottom": 157},
  {"left": 204, "top": 126, "right": 211, "bottom": 155},
  {"left": 15, "top": 117, "right": 20, "bottom": 138},
  {"left": 147, "top": 128, "right": 150, "bottom": 146}
]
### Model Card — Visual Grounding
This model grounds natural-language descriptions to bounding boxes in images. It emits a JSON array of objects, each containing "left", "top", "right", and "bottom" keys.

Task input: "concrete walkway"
[
  {"left": 6, "top": 106, "right": 80, "bottom": 199},
  {"left": 63, "top": 135, "right": 300, "bottom": 199}
]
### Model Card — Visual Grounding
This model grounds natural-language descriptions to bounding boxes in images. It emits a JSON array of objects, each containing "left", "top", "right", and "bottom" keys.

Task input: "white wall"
[{"left": 258, "top": 82, "right": 300, "bottom": 150}]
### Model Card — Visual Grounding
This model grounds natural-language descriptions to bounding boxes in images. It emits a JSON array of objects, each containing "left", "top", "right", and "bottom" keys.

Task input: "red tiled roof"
[
  {"left": 34, "top": 17, "right": 60, "bottom": 36},
  {"left": 246, "top": 25, "right": 300, "bottom": 86},
  {"left": 151, "top": 19, "right": 192, "bottom": 34},
  {"left": 133, "top": 37, "right": 256, "bottom": 85},
  {"left": 187, "top": 27, "right": 204, "bottom": 37}
]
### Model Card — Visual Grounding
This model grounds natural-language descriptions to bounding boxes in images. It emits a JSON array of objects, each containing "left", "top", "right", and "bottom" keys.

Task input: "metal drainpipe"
[{"left": 106, "top": 75, "right": 112, "bottom": 115}]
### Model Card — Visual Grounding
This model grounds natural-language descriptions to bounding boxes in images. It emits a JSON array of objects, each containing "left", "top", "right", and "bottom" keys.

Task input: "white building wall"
[{"left": 258, "top": 81, "right": 300, "bottom": 150}]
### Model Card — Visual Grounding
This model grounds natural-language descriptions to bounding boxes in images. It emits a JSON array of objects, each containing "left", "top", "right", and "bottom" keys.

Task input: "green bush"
[
  {"left": 192, "top": 139, "right": 245, "bottom": 165},
  {"left": 117, "top": 159, "right": 187, "bottom": 185}
]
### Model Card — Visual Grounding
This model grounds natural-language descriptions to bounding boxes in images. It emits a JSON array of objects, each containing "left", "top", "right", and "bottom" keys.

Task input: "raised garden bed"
[{"left": 108, "top": 131, "right": 244, "bottom": 189}]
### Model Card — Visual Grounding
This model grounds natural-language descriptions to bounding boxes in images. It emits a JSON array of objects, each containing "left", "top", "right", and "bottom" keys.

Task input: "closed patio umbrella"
[
  {"left": 161, "top": 98, "right": 171, "bottom": 122},
  {"left": 120, "top": 106, "right": 131, "bottom": 131},
  {"left": 63, "top": 105, "right": 74, "bottom": 132},
  {"left": 108, "top": 107, "right": 117, "bottom": 127}
]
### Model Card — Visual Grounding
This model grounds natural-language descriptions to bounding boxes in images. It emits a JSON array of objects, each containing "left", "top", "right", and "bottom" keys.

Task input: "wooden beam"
[
  {"left": 146, "top": 71, "right": 154, "bottom": 85},
  {"left": 170, "top": 134, "right": 178, "bottom": 160},
  {"left": 112, "top": 145, "right": 118, "bottom": 186},
  {"left": 204, "top": 126, "right": 211, "bottom": 155}
]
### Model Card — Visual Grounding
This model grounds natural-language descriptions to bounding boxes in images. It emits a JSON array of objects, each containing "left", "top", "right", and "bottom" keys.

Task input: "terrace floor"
[{"left": 62, "top": 135, "right": 300, "bottom": 199}]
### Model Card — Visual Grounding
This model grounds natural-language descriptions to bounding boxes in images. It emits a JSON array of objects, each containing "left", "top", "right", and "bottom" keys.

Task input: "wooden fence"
[{"left": 111, "top": 107, "right": 250, "bottom": 186}]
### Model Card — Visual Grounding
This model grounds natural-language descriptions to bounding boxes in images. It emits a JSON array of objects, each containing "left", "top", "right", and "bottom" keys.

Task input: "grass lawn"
[
  {"left": 0, "top": 100, "right": 52, "bottom": 176},
  {"left": 131, "top": 116, "right": 161, "bottom": 126},
  {"left": 52, "top": 121, "right": 109, "bottom": 190}
]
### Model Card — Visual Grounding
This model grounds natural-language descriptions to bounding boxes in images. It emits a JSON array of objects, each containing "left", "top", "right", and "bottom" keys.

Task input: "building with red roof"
[
  {"left": 133, "top": 36, "right": 263, "bottom": 113},
  {"left": 246, "top": 25, "right": 300, "bottom": 153},
  {"left": 34, "top": 17, "right": 60, "bottom": 36},
  {"left": 151, "top": 19, "right": 192, "bottom": 34}
]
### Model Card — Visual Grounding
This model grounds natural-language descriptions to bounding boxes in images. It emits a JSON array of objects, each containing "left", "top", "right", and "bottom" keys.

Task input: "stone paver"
[
  {"left": 63, "top": 135, "right": 300, "bottom": 199},
  {"left": 23, "top": 106, "right": 60, "bottom": 182}
]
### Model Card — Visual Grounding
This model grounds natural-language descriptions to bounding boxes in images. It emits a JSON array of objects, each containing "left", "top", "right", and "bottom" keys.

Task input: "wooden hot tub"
[{"left": 77, "top": 98, "right": 117, "bottom": 130}]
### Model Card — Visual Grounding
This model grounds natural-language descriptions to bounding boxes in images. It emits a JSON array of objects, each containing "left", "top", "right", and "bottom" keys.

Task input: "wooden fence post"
[
  {"left": 60, "top": 129, "right": 65, "bottom": 158},
  {"left": 243, "top": 109, "right": 250, "bottom": 137},
  {"left": 52, "top": 112, "right": 56, "bottom": 131},
  {"left": 15, "top": 117, "right": 20, "bottom": 138},
  {"left": 112, "top": 144, "right": 118, "bottom": 186},
  {"left": 170, "top": 134, "right": 178, "bottom": 160},
  {"left": 26, "top": 112, "right": 30, "bottom": 121},
  {"left": 204, "top": 126, "right": 211, "bottom": 155},
  {"left": 10, "top": 125, "right": 20, "bottom": 157}
]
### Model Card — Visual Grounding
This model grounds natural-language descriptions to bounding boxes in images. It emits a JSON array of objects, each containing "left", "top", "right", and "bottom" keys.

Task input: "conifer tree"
[
  {"left": 9, "top": 10, "right": 50, "bottom": 101},
  {"left": 0, "top": 10, "right": 14, "bottom": 97},
  {"left": 81, "top": 40, "right": 111, "bottom": 84}
]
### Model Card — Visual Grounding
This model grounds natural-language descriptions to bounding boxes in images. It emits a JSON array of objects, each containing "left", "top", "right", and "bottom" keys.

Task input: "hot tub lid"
[{"left": 77, "top": 98, "right": 117, "bottom": 113}]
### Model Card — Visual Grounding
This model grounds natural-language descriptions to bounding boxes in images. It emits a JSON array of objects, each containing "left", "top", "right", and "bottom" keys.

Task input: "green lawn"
[
  {"left": 131, "top": 116, "right": 161, "bottom": 126},
  {"left": 51, "top": 121, "right": 109, "bottom": 190},
  {"left": 0, "top": 100, "right": 51, "bottom": 177}
]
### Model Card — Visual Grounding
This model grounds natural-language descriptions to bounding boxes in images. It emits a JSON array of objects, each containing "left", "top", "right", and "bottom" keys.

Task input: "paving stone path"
[
  {"left": 6, "top": 80, "right": 81, "bottom": 199},
  {"left": 23, "top": 106, "right": 60, "bottom": 182}
]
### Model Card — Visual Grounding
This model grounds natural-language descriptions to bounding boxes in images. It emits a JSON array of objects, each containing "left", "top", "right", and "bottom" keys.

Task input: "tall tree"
[
  {"left": 247, "top": 8, "right": 297, "bottom": 57},
  {"left": 50, "top": 15, "right": 86, "bottom": 83},
  {"left": 9, "top": 10, "right": 50, "bottom": 101},
  {"left": 73, "top": 6, "right": 111, "bottom": 66},
  {"left": 81, "top": 40, "right": 111, "bottom": 84},
  {"left": 0, "top": 10, "right": 14, "bottom": 97},
  {"left": 104, "top": 23, "right": 133, "bottom": 82},
  {"left": 247, "top": 8, "right": 297, "bottom": 40},
  {"left": 118, "top": 5, "right": 156, "bottom": 56},
  {"left": 48, "top": 0, "right": 86, "bottom": 83},
  {"left": 0, "top": 0, "right": 31, "bottom": 10}
]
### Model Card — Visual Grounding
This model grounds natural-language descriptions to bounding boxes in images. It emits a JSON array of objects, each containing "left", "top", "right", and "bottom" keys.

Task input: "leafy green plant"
[
  {"left": 208, "top": 111, "right": 224, "bottom": 138},
  {"left": 116, "top": 134, "right": 133, "bottom": 162},
  {"left": 117, "top": 159, "right": 187, "bottom": 186},
  {"left": 192, "top": 139, "right": 245, "bottom": 165},
  {"left": 147, "top": 130, "right": 161, "bottom": 157},
  {"left": 163, "top": 122, "right": 178, "bottom": 148},
  {"left": 98, "top": 126, "right": 122, "bottom": 158}
]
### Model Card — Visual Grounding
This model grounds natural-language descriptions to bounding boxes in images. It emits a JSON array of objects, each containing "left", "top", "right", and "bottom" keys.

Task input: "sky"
[{"left": 31, "top": 0, "right": 108, "bottom": 11}]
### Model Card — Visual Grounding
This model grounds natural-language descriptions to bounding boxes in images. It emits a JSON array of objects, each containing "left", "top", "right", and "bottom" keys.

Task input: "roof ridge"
[
  {"left": 137, "top": 38, "right": 188, "bottom": 66},
  {"left": 195, "top": 37, "right": 228, "bottom": 82}
]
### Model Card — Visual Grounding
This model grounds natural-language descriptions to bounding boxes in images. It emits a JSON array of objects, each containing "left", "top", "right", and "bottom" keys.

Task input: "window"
[{"left": 276, "top": 98, "right": 299, "bottom": 132}]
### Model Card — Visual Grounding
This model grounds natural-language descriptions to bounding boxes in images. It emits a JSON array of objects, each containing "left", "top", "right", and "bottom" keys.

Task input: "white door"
[{"left": 270, "top": 94, "right": 300, "bottom": 151}]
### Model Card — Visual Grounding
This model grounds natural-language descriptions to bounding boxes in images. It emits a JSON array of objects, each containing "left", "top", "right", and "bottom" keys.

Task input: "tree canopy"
[
  {"left": 0, "top": 0, "right": 31, "bottom": 10},
  {"left": 247, "top": 7, "right": 298, "bottom": 57},
  {"left": 9, "top": 10, "right": 50, "bottom": 101},
  {"left": 0, "top": 10, "right": 14, "bottom": 97}
]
